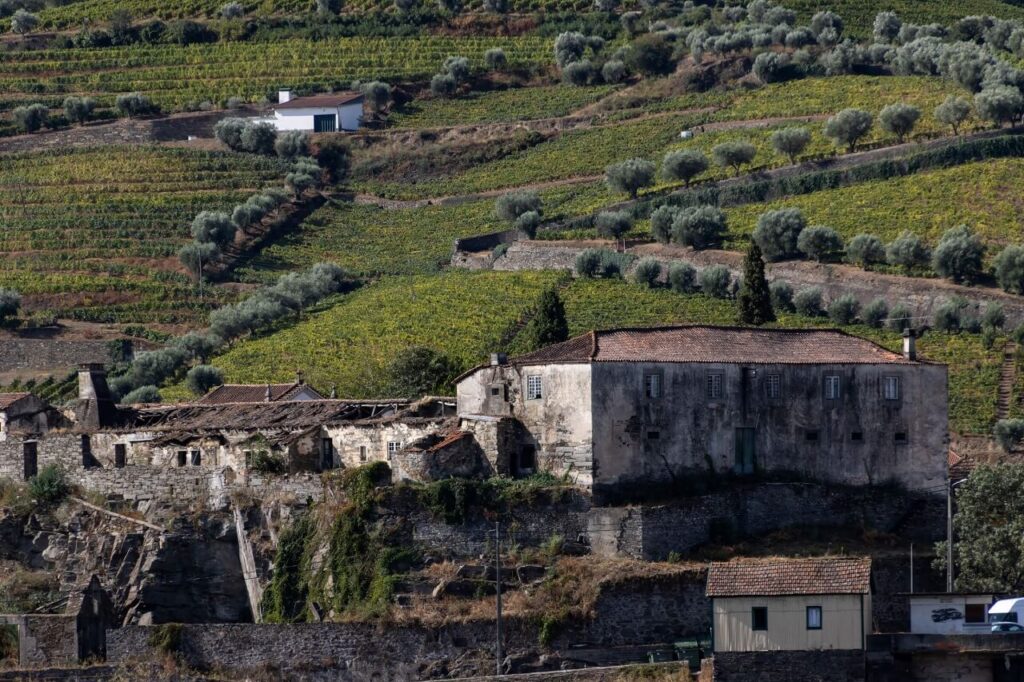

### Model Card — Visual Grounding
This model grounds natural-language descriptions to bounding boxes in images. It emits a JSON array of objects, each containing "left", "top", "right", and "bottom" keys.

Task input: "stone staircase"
[{"left": 998, "top": 342, "right": 1018, "bottom": 420}]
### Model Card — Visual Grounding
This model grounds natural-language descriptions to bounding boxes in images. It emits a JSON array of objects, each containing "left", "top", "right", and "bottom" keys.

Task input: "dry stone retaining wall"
[
  {"left": 0, "top": 340, "right": 115, "bottom": 375},
  {"left": 713, "top": 650, "right": 865, "bottom": 681}
]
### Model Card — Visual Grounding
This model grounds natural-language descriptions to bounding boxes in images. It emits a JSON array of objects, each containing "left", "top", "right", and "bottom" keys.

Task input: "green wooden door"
[
  {"left": 313, "top": 114, "right": 336, "bottom": 132},
  {"left": 734, "top": 428, "right": 755, "bottom": 475}
]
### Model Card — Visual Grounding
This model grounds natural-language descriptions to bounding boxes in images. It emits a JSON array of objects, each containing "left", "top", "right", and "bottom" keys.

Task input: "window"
[
  {"left": 646, "top": 430, "right": 661, "bottom": 441},
  {"left": 177, "top": 450, "right": 187, "bottom": 467},
  {"left": 851, "top": 431, "right": 864, "bottom": 442},
  {"left": 706, "top": 373, "right": 723, "bottom": 400},
  {"left": 965, "top": 603, "right": 987, "bottom": 624},
  {"left": 805, "top": 430, "right": 820, "bottom": 442},
  {"left": 993, "top": 611, "right": 1019, "bottom": 624},
  {"left": 644, "top": 373, "right": 663, "bottom": 399},
  {"left": 242, "top": 451, "right": 252, "bottom": 468},
  {"left": 490, "top": 387, "right": 500, "bottom": 396},
  {"left": 387, "top": 441, "right": 402, "bottom": 455},
  {"left": 190, "top": 450, "right": 201, "bottom": 466},
  {"left": 526, "top": 375, "right": 543, "bottom": 400},
  {"left": 751, "top": 606, "right": 768, "bottom": 631},
  {"left": 824, "top": 375, "right": 841, "bottom": 400},
  {"left": 807, "top": 606, "right": 823, "bottom": 630},
  {"left": 883, "top": 376, "right": 901, "bottom": 401},
  {"left": 894, "top": 432, "right": 907, "bottom": 444},
  {"left": 359, "top": 446, "right": 367, "bottom": 462},
  {"left": 114, "top": 444, "right": 126, "bottom": 469},
  {"left": 765, "top": 374, "right": 781, "bottom": 399}
]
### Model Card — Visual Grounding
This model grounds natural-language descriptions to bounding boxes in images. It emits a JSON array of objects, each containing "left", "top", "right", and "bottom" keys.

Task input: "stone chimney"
[
  {"left": 490, "top": 353, "right": 507, "bottom": 366},
  {"left": 902, "top": 328, "right": 916, "bottom": 361},
  {"left": 74, "top": 363, "right": 117, "bottom": 429},
  {"left": 296, "top": 370, "right": 305, "bottom": 385},
  {"left": 278, "top": 89, "right": 292, "bottom": 104},
  {"left": 264, "top": 384, "right": 272, "bottom": 402}
]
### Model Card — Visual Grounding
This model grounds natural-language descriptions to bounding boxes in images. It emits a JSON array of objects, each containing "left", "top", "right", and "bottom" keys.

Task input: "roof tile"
[
  {"left": 0, "top": 392, "right": 32, "bottom": 410},
  {"left": 197, "top": 383, "right": 322, "bottom": 404},
  {"left": 275, "top": 92, "right": 363, "bottom": 109},
  {"left": 706, "top": 557, "right": 872, "bottom": 597}
]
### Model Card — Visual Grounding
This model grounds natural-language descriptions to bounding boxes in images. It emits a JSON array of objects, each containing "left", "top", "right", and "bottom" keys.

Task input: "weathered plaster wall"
[{"left": 327, "top": 420, "right": 444, "bottom": 471}]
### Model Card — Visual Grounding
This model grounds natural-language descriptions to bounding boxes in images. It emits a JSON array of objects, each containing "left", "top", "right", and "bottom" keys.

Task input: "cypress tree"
[
  {"left": 527, "top": 288, "right": 569, "bottom": 349},
  {"left": 737, "top": 243, "right": 776, "bottom": 325}
]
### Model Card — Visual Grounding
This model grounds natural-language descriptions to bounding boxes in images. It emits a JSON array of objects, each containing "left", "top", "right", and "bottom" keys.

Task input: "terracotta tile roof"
[
  {"left": 510, "top": 326, "right": 915, "bottom": 366},
  {"left": 275, "top": 92, "right": 364, "bottom": 109},
  {"left": 706, "top": 557, "right": 872, "bottom": 597},
  {"left": 196, "top": 383, "right": 323, "bottom": 405},
  {"left": 948, "top": 448, "right": 976, "bottom": 482},
  {"left": 0, "top": 392, "right": 32, "bottom": 410}
]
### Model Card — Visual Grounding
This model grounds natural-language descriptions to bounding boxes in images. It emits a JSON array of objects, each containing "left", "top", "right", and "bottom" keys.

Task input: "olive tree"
[
  {"left": 797, "top": 225, "right": 844, "bottom": 262},
  {"left": 602, "top": 60, "right": 626, "bottom": 84},
  {"left": 862, "top": 299, "right": 889, "bottom": 328},
  {"left": 430, "top": 73, "right": 458, "bottom": 98},
  {"left": 485, "top": 48, "right": 507, "bottom": 71},
  {"left": 495, "top": 189, "right": 542, "bottom": 222},
  {"left": 873, "top": 11, "right": 901, "bottom": 44},
  {"left": 605, "top": 158, "right": 656, "bottom": 198},
  {"left": 975, "top": 85, "right": 1024, "bottom": 127},
  {"left": 793, "top": 287, "right": 824, "bottom": 317},
  {"left": 178, "top": 241, "right": 220, "bottom": 281},
  {"left": 935, "top": 95, "right": 972, "bottom": 135},
  {"left": 752, "top": 207, "right": 807, "bottom": 261},
  {"left": 886, "top": 230, "right": 930, "bottom": 273},
  {"left": 221, "top": 1, "right": 245, "bottom": 17},
  {"left": 186, "top": 365, "right": 225, "bottom": 396},
  {"left": 699, "top": 265, "right": 732, "bottom": 299},
  {"left": 10, "top": 9, "right": 37, "bottom": 34},
  {"left": 770, "top": 127, "right": 811, "bottom": 163},
  {"left": 120, "top": 385, "right": 162, "bottom": 405},
  {"left": 12, "top": 104, "right": 48, "bottom": 133},
  {"left": 595, "top": 210, "right": 633, "bottom": 246},
  {"left": 661, "top": 149, "right": 709, "bottom": 186},
  {"left": 824, "top": 108, "right": 874, "bottom": 153},
  {"left": 878, "top": 102, "right": 921, "bottom": 142},
  {"left": 274, "top": 130, "right": 311, "bottom": 160},
  {"left": 0, "top": 288, "right": 21, "bottom": 323},
  {"left": 115, "top": 92, "right": 158, "bottom": 118},
  {"left": 649, "top": 205, "right": 678, "bottom": 244},
  {"left": 932, "top": 224, "right": 985, "bottom": 283},
  {"left": 361, "top": 81, "right": 392, "bottom": 113},
  {"left": 994, "top": 245, "right": 1024, "bottom": 293},
  {"left": 711, "top": 140, "right": 757, "bottom": 177},
  {"left": 671, "top": 205, "right": 727, "bottom": 250},
  {"left": 668, "top": 262, "right": 697, "bottom": 293},
  {"left": 846, "top": 234, "right": 886, "bottom": 267},
  {"left": 631, "top": 258, "right": 661, "bottom": 287},
  {"left": 828, "top": 294, "right": 860, "bottom": 325},
  {"left": 316, "top": 0, "right": 342, "bottom": 14},
  {"left": 769, "top": 280, "right": 795, "bottom": 312},
  {"left": 191, "top": 211, "right": 236, "bottom": 246},
  {"left": 63, "top": 96, "right": 96, "bottom": 126}
]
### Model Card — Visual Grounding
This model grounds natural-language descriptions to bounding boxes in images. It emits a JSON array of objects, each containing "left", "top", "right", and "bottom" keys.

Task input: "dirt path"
[{"left": 998, "top": 342, "right": 1018, "bottom": 420}]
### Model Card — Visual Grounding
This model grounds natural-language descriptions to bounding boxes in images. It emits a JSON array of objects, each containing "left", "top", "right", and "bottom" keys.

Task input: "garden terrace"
[
  {"left": 0, "top": 146, "right": 287, "bottom": 323},
  {"left": 0, "top": 36, "right": 550, "bottom": 112}
]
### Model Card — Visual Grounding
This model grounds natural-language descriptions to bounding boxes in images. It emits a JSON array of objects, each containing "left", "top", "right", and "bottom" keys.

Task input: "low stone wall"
[
  {"left": 713, "top": 650, "right": 865, "bottom": 682},
  {"left": 0, "top": 340, "right": 116, "bottom": 375},
  {"left": 0, "top": 615, "right": 78, "bottom": 668}
]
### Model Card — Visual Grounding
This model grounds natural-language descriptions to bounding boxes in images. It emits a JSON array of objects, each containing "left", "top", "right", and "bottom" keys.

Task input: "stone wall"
[
  {"left": 0, "top": 340, "right": 116, "bottom": 376},
  {"left": 713, "top": 650, "right": 865, "bottom": 682},
  {"left": 0, "top": 615, "right": 77, "bottom": 668}
]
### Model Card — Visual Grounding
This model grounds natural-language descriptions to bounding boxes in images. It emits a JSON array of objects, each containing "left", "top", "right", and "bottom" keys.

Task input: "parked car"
[{"left": 991, "top": 622, "right": 1024, "bottom": 633}]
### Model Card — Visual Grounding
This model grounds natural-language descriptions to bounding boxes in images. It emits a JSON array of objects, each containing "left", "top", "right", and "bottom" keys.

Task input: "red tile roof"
[
  {"left": 275, "top": 92, "right": 364, "bottom": 109},
  {"left": 706, "top": 557, "right": 872, "bottom": 597},
  {"left": 196, "top": 383, "right": 323, "bottom": 405},
  {"left": 0, "top": 392, "right": 32, "bottom": 410},
  {"left": 510, "top": 326, "right": 916, "bottom": 366}
]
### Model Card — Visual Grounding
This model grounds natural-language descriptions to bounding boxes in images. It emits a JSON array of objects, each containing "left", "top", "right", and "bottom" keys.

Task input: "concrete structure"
[
  {"left": 908, "top": 593, "right": 994, "bottom": 635},
  {"left": 270, "top": 90, "right": 363, "bottom": 132},
  {"left": 707, "top": 556, "right": 872, "bottom": 653},
  {"left": 457, "top": 326, "right": 948, "bottom": 501}
]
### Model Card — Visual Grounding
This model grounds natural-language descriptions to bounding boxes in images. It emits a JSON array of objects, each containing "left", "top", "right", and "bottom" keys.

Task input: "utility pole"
[
  {"left": 947, "top": 478, "right": 954, "bottom": 593},
  {"left": 494, "top": 521, "right": 503, "bottom": 676}
]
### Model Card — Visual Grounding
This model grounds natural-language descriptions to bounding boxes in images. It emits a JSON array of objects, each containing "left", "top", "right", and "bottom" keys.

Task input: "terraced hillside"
[{"left": 0, "top": 146, "right": 287, "bottom": 324}]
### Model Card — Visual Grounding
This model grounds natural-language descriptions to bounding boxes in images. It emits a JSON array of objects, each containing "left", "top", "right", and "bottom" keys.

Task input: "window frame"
[
  {"left": 526, "top": 375, "right": 543, "bottom": 401},
  {"left": 964, "top": 603, "right": 987, "bottom": 625},
  {"left": 706, "top": 372, "right": 724, "bottom": 400},
  {"left": 883, "top": 375, "right": 901, "bottom": 401},
  {"left": 643, "top": 372, "right": 663, "bottom": 400},
  {"left": 751, "top": 606, "right": 768, "bottom": 631},
  {"left": 387, "top": 441, "right": 402, "bottom": 456},
  {"left": 824, "top": 375, "right": 841, "bottom": 400},
  {"left": 765, "top": 373, "right": 781, "bottom": 400},
  {"left": 806, "top": 605, "right": 823, "bottom": 630}
]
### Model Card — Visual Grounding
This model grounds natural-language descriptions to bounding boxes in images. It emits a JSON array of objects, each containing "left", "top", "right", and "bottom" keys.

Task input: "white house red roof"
[{"left": 274, "top": 92, "right": 364, "bottom": 109}]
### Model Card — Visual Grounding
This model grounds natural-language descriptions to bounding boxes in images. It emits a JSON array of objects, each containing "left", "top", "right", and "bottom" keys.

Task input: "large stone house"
[{"left": 456, "top": 325, "right": 948, "bottom": 500}]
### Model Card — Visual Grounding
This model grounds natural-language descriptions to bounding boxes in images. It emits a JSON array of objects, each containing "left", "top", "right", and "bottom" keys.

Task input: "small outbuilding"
[
  {"left": 270, "top": 89, "right": 364, "bottom": 132},
  {"left": 907, "top": 593, "right": 994, "bottom": 634}
]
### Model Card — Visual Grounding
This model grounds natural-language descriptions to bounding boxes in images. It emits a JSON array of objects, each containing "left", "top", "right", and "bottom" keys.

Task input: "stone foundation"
[{"left": 713, "top": 650, "right": 865, "bottom": 681}]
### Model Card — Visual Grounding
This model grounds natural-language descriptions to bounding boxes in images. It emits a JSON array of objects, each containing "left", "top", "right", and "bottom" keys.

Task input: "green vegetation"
[
  {"left": 147, "top": 623, "right": 183, "bottom": 655},
  {"left": 788, "top": 0, "right": 1024, "bottom": 38},
  {"left": 28, "top": 465, "right": 69, "bottom": 505},
  {"left": 0, "top": 146, "right": 286, "bottom": 323}
]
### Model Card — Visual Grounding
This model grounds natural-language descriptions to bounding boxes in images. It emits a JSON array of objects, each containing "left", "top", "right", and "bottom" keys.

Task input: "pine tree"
[
  {"left": 738, "top": 243, "right": 775, "bottom": 325},
  {"left": 527, "top": 288, "right": 569, "bottom": 349}
]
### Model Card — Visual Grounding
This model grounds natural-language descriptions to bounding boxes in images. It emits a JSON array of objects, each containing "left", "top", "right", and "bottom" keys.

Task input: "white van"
[{"left": 988, "top": 598, "right": 1024, "bottom": 630}]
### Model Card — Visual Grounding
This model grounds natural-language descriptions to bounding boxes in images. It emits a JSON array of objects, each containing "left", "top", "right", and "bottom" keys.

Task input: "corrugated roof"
[
  {"left": 0, "top": 392, "right": 32, "bottom": 410},
  {"left": 197, "top": 383, "right": 323, "bottom": 405},
  {"left": 275, "top": 92, "right": 364, "bottom": 109},
  {"left": 706, "top": 557, "right": 872, "bottom": 597},
  {"left": 509, "top": 326, "right": 915, "bottom": 366}
]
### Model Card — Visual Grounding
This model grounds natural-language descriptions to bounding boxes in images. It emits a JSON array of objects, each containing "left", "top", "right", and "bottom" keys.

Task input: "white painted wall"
[
  {"left": 909, "top": 595, "right": 993, "bottom": 635},
  {"left": 713, "top": 594, "right": 869, "bottom": 652},
  {"left": 271, "top": 102, "right": 363, "bottom": 131}
]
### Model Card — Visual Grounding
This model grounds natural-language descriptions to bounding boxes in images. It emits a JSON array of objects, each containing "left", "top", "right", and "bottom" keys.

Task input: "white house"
[
  {"left": 270, "top": 90, "right": 364, "bottom": 132},
  {"left": 908, "top": 593, "right": 994, "bottom": 634}
]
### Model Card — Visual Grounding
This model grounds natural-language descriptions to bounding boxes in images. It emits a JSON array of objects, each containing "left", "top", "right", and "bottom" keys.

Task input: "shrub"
[
  {"left": 386, "top": 346, "right": 458, "bottom": 397},
  {"left": 222, "top": 1, "right": 245, "bottom": 17},
  {"left": 120, "top": 385, "right": 162, "bottom": 404},
  {"left": 29, "top": 466, "right": 68, "bottom": 506},
  {"left": 575, "top": 249, "right": 603, "bottom": 277},
  {"left": 485, "top": 48, "right": 507, "bottom": 71},
  {"left": 496, "top": 190, "right": 541, "bottom": 223},
  {"left": 933, "top": 299, "right": 963, "bottom": 332},
  {"left": 601, "top": 60, "right": 627, "bottom": 84},
  {"left": 10, "top": 8, "right": 37, "bottom": 34},
  {"left": 752, "top": 208, "right": 806, "bottom": 261},
  {"left": 846, "top": 234, "right": 886, "bottom": 267},
  {"left": 625, "top": 33, "right": 675, "bottom": 76},
  {"left": 878, "top": 103, "right": 921, "bottom": 142},
  {"left": 699, "top": 265, "right": 732, "bottom": 299},
  {"left": 598, "top": 251, "right": 631, "bottom": 279},
  {"left": 0, "top": 288, "right": 21, "bottom": 322},
  {"left": 994, "top": 245, "right": 1024, "bottom": 293},
  {"left": 932, "top": 224, "right": 985, "bottom": 284},
  {"left": 994, "top": 419, "right": 1024, "bottom": 451},
  {"left": 752, "top": 51, "right": 794, "bottom": 83},
  {"left": 983, "top": 302, "right": 1006, "bottom": 330},
  {"left": 554, "top": 31, "right": 587, "bottom": 68},
  {"left": 482, "top": 0, "right": 507, "bottom": 11},
  {"left": 671, "top": 205, "right": 727, "bottom": 250},
  {"left": 274, "top": 130, "right": 311, "bottom": 160},
  {"left": 632, "top": 258, "right": 662, "bottom": 287},
  {"left": 186, "top": 365, "right": 224, "bottom": 396},
  {"left": 769, "top": 280, "right": 794, "bottom": 312},
  {"left": 935, "top": 95, "right": 972, "bottom": 135},
  {"left": 649, "top": 205, "right": 677, "bottom": 244},
  {"left": 595, "top": 210, "right": 633, "bottom": 243},
  {"left": 430, "top": 73, "right": 458, "bottom": 98},
  {"left": 316, "top": 137, "right": 351, "bottom": 184},
  {"left": 737, "top": 243, "right": 775, "bottom": 325},
  {"left": 770, "top": 127, "right": 811, "bottom": 163},
  {"left": 794, "top": 287, "right": 824, "bottom": 317},
  {"left": 887, "top": 303, "right": 913, "bottom": 331},
  {"left": 166, "top": 19, "right": 217, "bottom": 45},
  {"left": 661, "top": 149, "right": 709, "bottom": 187},
  {"left": 797, "top": 225, "right": 844, "bottom": 262},
  {"left": 828, "top": 294, "right": 860, "bottom": 325},
  {"left": 605, "top": 158, "right": 656, "bottom": 198},
  {"left": 886, "top": 231, "right": 930, "bottom": 273},
  {"left": 442, "top": 56, "right": 470, "bottom": 82},
  {"left": 862, "top": 298, "right": 889, "bottom": 328},
  {"left": 668, "top": 262, "right": 697, "bottom": 293},
  {"left": 115, "top": 92, "right": 158, "bottom": 118},
  {"left": 191, "top": 211, "right": 236, "bottom": 246},
  {"left": 711, "top": 140, "right": 757, "bottom": 176},
  {"left": 874, "top": 11, "right": 901, "bottom": 43},
  {"left": 13, "top": 103, "right": 48, "bottom": 133},
  {"left": 562, "top": 60, "right": 595, "bottom": 86},
  {"left": 823, "top": 108, "right": 874, "bottom": 152},
  {"left": 63, "top": 96, "right": 96, "bottom": 126},
  {"left": 240, "top": 122, "right": 277, "bottom": 155},
  {"left": 179, "top": 241, "right": 219, "bottom": 279},
  {"left": 361, "top": 81, "right": 392, "bottom": 113}
]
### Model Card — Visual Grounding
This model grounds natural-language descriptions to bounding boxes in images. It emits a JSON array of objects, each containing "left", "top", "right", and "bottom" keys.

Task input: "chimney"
[
  {"left": 78, "top": 363, "right": 111, "bottom": 402},
  {"left": 278, "top": 89, "right": 292, "bottom": 104},
  {"left": 296, "top": 370, "right": 305, "bottom": 385},
  {"left": 265, "top": 384, "right": 272, "bottom": 402},
  {"left": 490, "top": 353, "right": 507, "bottom": 367},
  {"left": 74, "top": 363, "right": 116, "bottom": 429},
  {"left": 902, "top": 328, "right": 916, "bottom": 361}
]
